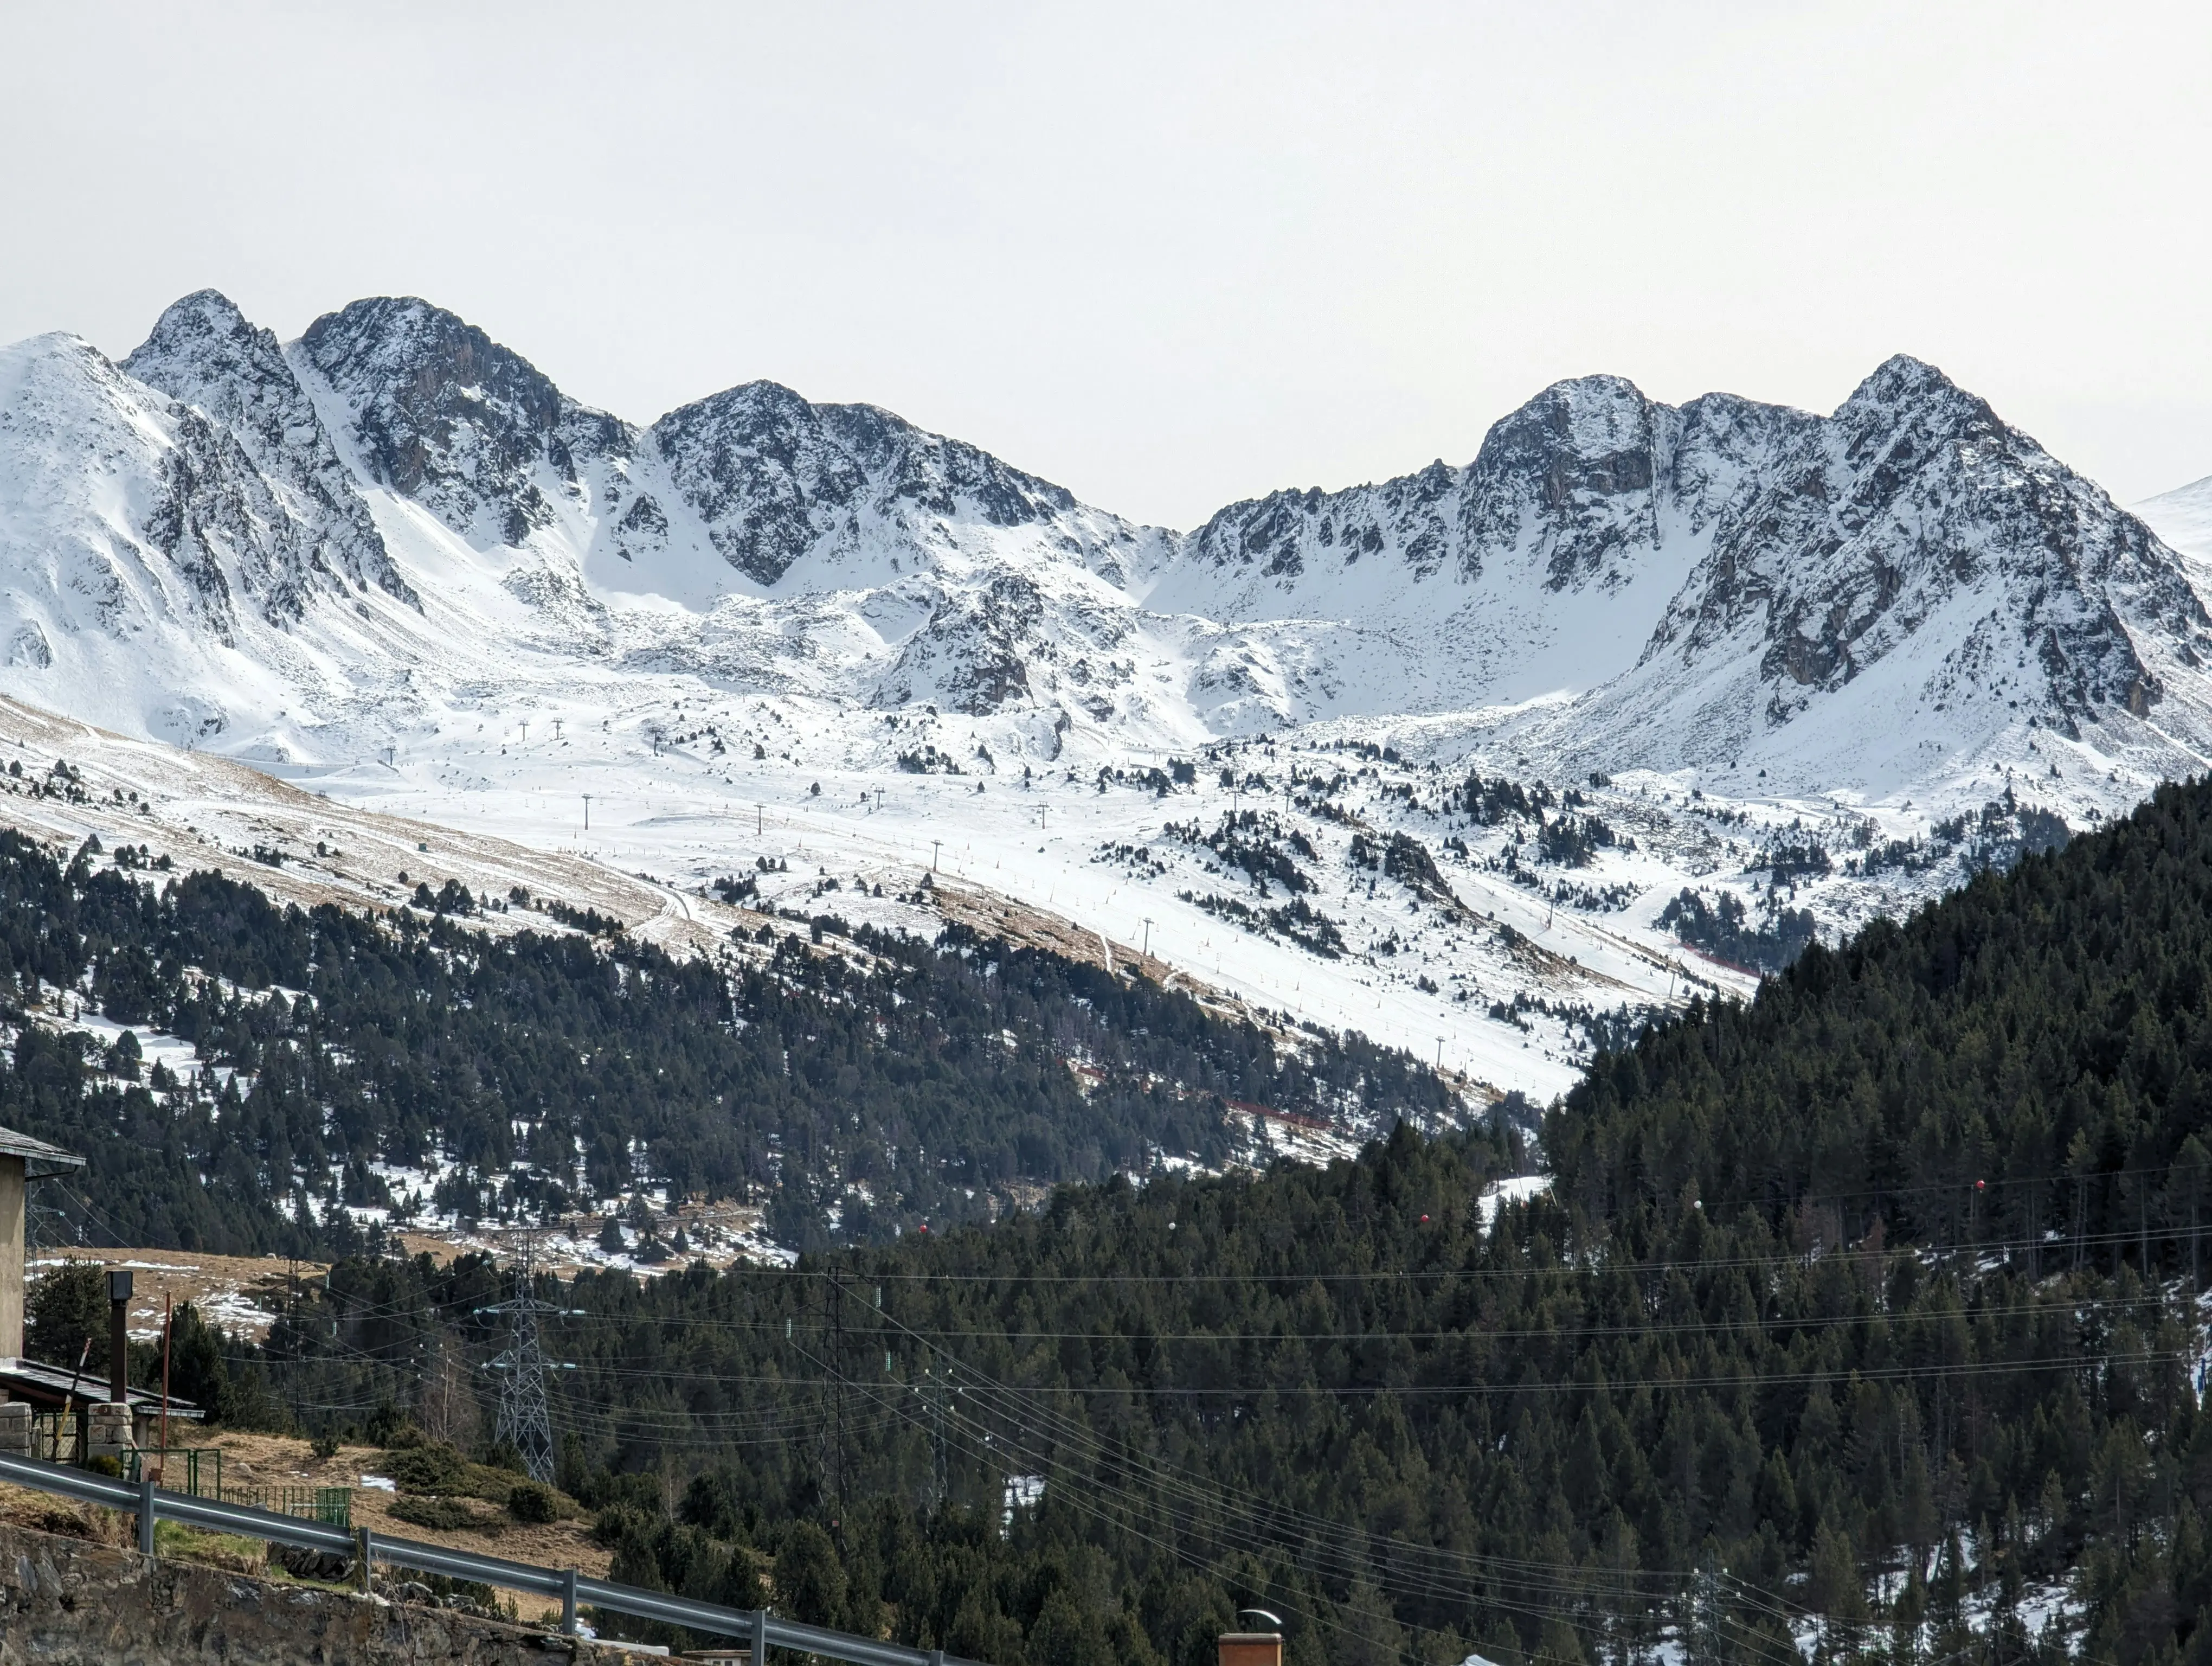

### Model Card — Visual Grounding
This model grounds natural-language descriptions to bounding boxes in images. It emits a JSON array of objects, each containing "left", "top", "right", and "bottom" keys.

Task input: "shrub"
[
  {"left": 391, "top": 1495, "right": 488, "bottom": 1532},
  {"left": 507, "top": 1480, "right": 558, "bottom": 1523},
  {"left": 380, "top": 1440, "right": 467, "bottom": 1495}
]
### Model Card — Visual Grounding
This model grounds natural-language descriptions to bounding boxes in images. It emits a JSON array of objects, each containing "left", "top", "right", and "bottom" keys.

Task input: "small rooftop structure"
[{"left": 1219, "top": 1634, "right": 1283, "bottom": 1666}]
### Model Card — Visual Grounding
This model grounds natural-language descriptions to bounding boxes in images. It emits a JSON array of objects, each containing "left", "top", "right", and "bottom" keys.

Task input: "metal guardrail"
[{"left": 0, "top": 1451, "right": 978, "bottom": 1665}]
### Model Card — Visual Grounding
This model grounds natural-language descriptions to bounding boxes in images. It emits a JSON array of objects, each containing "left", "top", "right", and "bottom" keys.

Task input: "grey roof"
[
  {"left": 0, "top": 1356, "right": 200, "bottom": 1415},
  {"left": 0, "top": 1126, "right": 83, "bottom": 1181}
]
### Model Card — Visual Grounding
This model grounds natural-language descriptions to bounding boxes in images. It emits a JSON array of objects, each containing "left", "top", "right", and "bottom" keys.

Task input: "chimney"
[
  {"left": 108, "top": 1268, "right": 132, "bottom": 1404},
  {"left": 1220, "top": 1631, "right": 1283, "bottom": 1666}
]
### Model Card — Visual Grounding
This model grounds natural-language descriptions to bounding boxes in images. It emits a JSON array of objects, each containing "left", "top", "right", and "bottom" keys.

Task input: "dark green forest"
[
  {"left": 0, "top": 829, "right": 1453, "bottom": 1252},
  {"left": 30, "top": 770, "right": 2212, "bottom": 1663},
  {"left": 69, "top": 776, "right": 2212, "bottom": 1666}
]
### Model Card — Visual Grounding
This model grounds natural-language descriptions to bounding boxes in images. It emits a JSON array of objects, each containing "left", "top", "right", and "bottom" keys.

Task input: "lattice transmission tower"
[{"left": 481, "top": 1229, "right": 565, "bottom": 1484}]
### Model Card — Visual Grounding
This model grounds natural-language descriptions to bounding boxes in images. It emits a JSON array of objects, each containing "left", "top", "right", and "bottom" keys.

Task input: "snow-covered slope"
[
  {"left": 2140, "top": 475, "right": 2212, "bottom": 563},
  {"left": 1, "top": 286, "right": 2206, "bottom": 1105}
]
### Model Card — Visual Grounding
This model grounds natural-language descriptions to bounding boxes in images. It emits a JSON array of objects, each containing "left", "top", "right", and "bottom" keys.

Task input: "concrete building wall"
[{"left": 0, "top": 1155, "right": 23, "bottom": 1360}]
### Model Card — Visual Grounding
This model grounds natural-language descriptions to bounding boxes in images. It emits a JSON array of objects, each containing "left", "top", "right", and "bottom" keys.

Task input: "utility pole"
[
  {"left": 582, "top": 795, "right": 591, "bottom": 832},
  {"left": 1142, "top": 918, "right": 1153, "bottom": 958},
  {"left": 932, "top": 840, "right": 942, "bottom": 872},
  {"left": 483, "top": 1229, "right": 562, "bottom": 1484}
]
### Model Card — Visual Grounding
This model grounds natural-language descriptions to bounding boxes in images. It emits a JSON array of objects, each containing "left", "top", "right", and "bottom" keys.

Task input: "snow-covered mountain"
[
  {"left": 1, "top": 286, "right": 2207, "bottom": 1101},
  {"left": 1156, "top": 358, "right": 2212, "bottom": 799}
]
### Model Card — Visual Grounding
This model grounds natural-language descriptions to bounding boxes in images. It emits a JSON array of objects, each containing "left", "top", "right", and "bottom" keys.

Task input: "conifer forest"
[{"left": 28, "top": 779, "right": 2212, "bottom": 1666}]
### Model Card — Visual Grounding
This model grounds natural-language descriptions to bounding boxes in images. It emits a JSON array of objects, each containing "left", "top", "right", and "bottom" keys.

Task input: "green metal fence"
[
  {"left": 118, "top": 1449, "right": 349, "bottom": 1529},
  {"left": 219, "top": 1484, "right": 352, "bottom": 1529},
  {"left": 123, "top": 1447, "right": 221, "bottom": 1498}
]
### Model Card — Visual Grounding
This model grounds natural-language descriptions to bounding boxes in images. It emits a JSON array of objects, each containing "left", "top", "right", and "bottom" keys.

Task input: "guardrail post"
[
  {"left": 138, "top": 1474, "right": 156, "bottom": 1558},
  {"left": 355, "top": 1525, "right": 373, "bottom": 1594},
  {"left": 562, "top": 1566, "right": 578, "bottom": 1635},
  {"left": 752, "top": 1605, "right": 770, "bottom": 1666},
  {"left": 930, "top": 1650, "right": 947, "bottom": 1666}
]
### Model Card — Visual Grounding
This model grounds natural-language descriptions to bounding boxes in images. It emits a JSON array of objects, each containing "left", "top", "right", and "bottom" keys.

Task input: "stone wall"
[{"left": 0, "top": 1514, "right": 633, "bottom": 1665}]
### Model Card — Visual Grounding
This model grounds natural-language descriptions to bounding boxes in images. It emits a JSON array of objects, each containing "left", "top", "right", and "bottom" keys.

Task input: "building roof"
[
  {"left": 0, "top": 1126, "right": 83, "bottom": 1181},
  {"left": 0, "top": 1357, "right": 200, "bottom": 1415}
]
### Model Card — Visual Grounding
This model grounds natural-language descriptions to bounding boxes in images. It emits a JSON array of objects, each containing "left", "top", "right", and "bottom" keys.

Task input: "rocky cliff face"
[
  {"left": 650, "top": 379, "right": 1150, "bottom": 588},
  {"left": 0, "top": 330, "right": 379, "bottom": 656},
  {"left": 1543, "top": 356, "right": 2212, "bottom": 780},
  {"left": 298, "top": 296, "right": 633, "bottom": 549},
  {"left": 123, "top": 289, "right": 413, "bottom": 612},
  {"left": 1176, "top": 376, "right": 1817, "bottom": 602},
  {"left": 1150, "top": 357, "right": 2212, "bottom": 786}
]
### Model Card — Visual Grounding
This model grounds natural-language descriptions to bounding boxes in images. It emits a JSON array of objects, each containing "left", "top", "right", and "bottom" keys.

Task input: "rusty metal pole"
[{"left": 157, "top": 1293, "right": 172, "bottom": 1483}]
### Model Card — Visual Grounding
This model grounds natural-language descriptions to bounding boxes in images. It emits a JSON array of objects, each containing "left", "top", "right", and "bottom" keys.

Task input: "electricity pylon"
[{"left": 481, "top": 1229, "right": 566, "bottom": 1485}]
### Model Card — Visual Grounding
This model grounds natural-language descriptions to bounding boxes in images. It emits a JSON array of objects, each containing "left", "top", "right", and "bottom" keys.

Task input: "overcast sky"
[{"left": 3, "top": 3, "right": 2207, "bottom": 527}]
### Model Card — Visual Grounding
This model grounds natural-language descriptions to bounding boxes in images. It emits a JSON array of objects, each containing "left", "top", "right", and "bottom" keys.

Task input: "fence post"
[
  {"left": 752, "top": 1606, "right": 770, "bottom": 1666},
  {"left": 138, "top": 1474, "right": 156, "bottom": 1559},
  {"left": 563, "top": 1566, "right": 578, "bottom": 1635},
  {"left": 355, "top": 1525, "right": 373, "bottom": 1594}
]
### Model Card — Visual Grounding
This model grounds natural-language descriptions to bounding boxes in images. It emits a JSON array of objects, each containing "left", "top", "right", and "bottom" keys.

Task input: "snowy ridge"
[{"left": 2, "top": 287, "right": 2210, "bottom": 1100}]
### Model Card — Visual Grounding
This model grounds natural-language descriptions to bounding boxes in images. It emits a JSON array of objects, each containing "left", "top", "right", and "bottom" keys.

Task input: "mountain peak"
[
  {"left": 1495, "top": 373, "right": 1655, "bottom": 458},
  {"left": 1836, "top": 353, "right": 1984, "bottom": 423},
  {"left": 133, "top": 289, "right": 255, "bottom": 354},
  {"left": 120, "top": 291, "right": 412, "bottom": 615},
  {"left": 299, "top": 296, "right": 630, "bottom": 546}
]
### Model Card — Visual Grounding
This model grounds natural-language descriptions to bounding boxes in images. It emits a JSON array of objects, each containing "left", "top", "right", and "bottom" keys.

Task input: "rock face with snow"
[
  {"left": 652, "top": 381, "right": 1149, "bottom": 588},
  {"left": 1548, "top": 357, "right": 2212, "bottom": 784},
  {"left": 1151, "top": 358, "right": 2212, "bottom": 791},
  {"left": 0, "top": 326, "right": 423, "bottom": 742},
  {"left": 0, "top": 286, "right": 2208, "bottom": 802},
  {"left": 298, "top": 296, "right": 634, "bottom": 549},
  {"left": 123, "top": 289, "right": 413, "bottom": 611},
  {"left": 1178, "top": 376, "right": 1814, "bottom": 598},
  {"left": 1143, "top": 378, "right": 1822, "bottom": 717}
]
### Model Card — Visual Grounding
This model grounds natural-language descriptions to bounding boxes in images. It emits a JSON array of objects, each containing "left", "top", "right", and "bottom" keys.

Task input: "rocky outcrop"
[
  {"left": 298, "top": 297, "right": 632, "bottom": 548},
  {"left": 1559, "top": 355, "right": 2212, "bottom": 771},
  {"left": 650, "top": 379, "right": 1146, "bottom": 588},
  {"left": 1179, "top": 375, "right": 1817, "bottom": 598},
  {"left": 123, "top": 290, "right": 414, "bottom": 612}
]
